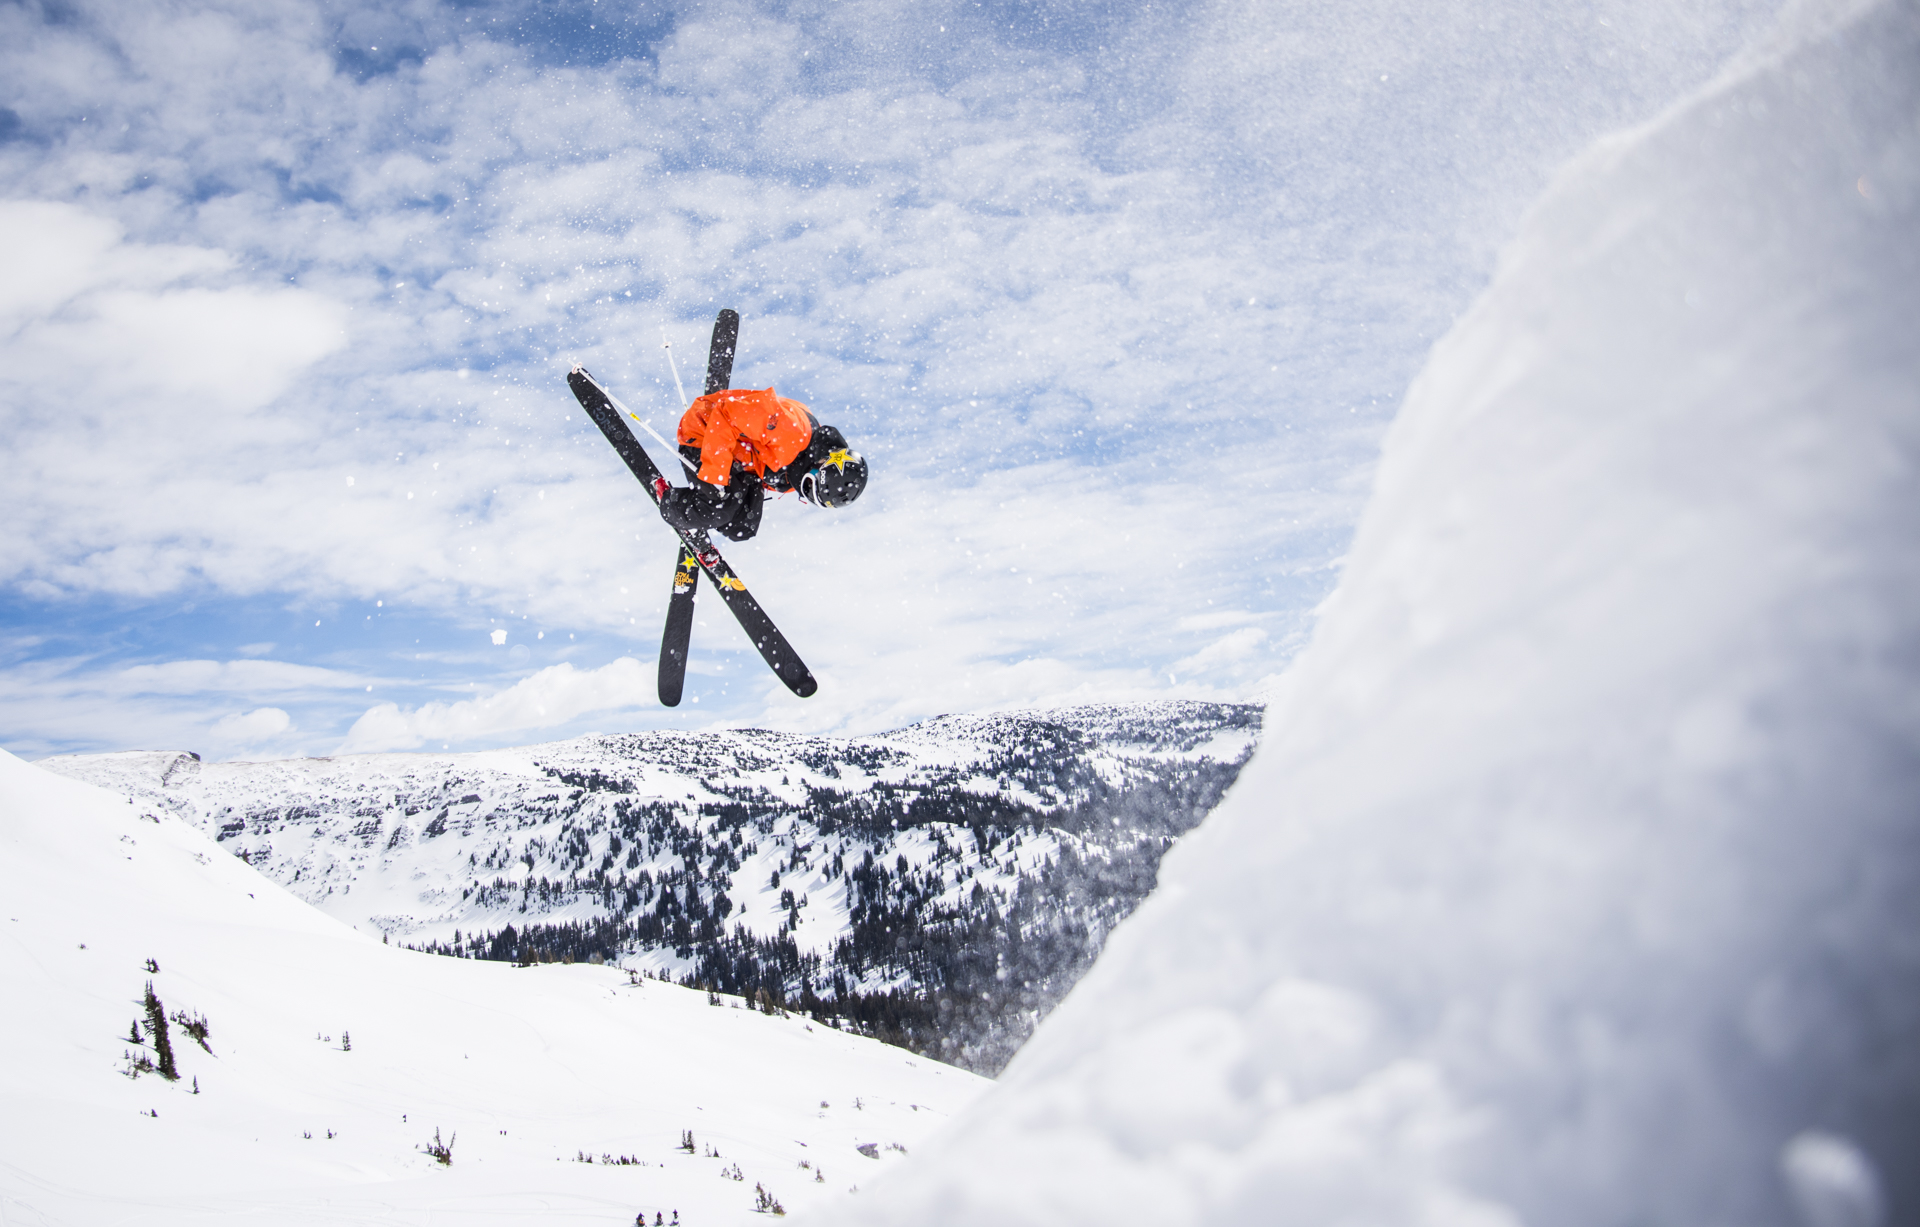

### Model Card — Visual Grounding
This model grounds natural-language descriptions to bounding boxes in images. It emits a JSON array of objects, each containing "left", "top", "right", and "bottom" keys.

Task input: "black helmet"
[
  {"left": 794, "top": 426, "right": 871, "bottom": 506},
  {"left": 798, "top": 434, "right": 868, "bottom": 508}
]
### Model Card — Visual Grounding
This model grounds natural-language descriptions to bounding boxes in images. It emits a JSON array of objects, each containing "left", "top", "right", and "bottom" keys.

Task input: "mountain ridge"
[{"left": 41, "top": 699, "right": 1262, "bottom": 1072}]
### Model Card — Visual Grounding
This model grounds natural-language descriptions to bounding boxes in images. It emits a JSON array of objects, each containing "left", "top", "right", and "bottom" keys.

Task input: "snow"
[
  {"left": 835, "top": 3, "right": 1920, "bottom": 1226},
  {"left": 36, "top": 703, "right": 1254, "bottom": 975},
  {"left": 1781, "top": 1132, "right": 1889, "bottom": 1227},
  {"left": 0, "top": 747, "right": 987, "bottom": 1225}
]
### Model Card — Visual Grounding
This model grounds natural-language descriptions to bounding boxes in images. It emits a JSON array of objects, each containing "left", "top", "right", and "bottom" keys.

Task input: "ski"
[
  {"left": 566, "top": 364, "right": 819, "bottom": 700},
  {"left": 704, "top": 308, "right": 739, "bottom": 396},
  {"left": 658, "top": 543, "right": 699, "bottom": 706},
  {"left": 656, "top": 310, "right": 740, "bottom": 706}
]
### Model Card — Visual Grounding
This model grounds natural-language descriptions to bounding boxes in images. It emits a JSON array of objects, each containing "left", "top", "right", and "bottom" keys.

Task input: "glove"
[{"left": 660, "top": 483, "right": 727, "bottom": 532}]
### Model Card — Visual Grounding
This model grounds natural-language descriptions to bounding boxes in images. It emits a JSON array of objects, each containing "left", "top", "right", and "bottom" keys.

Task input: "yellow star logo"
[
  {"left": 719, "top": 576, "right": 747, "bottom": 591},
  {"left": 824, "top": 448, "right": 853, "bottom": 473}
]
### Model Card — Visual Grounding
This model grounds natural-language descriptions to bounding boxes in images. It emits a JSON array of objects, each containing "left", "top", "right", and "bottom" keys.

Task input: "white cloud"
[
  {"left": 338, "top": 657, "right": 654, "bottom": 753},
  {"left": 0, "top": 201, "right": 164, "bottom": 329},
  {"left": 77, "top": 286, "right": 348, "bottom": 408},
  {"left": 0, "top": 199, "right": 355, "bottom": 600},
  {"left": 0, "top": 655, "right": 377, "bottom": 760},
  {"left": 209, "top": 706, "right": 293, "bottom": 747},
  {"left": 110, "top": 659, "right": 372, "bottom": 697},
  {"left": 1170, "top": 627, "right": 1269, "bottom": 676},
  {"left": 0, "top": 201, "right": 345, "bottom": 410}
]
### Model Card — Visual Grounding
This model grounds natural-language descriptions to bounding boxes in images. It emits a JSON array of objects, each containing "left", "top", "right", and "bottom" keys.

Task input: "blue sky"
[{"left": 0, "top": 0, "right": 1773, "bottom": 759}]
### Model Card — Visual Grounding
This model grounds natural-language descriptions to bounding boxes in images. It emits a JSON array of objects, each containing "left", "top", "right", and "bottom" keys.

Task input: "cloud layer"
[
  {"left": 0, "top": 0, "right": 1777, "bottom": 755},
  {"left": 340, "top": 656, "right": 651, "bottom": 751}
]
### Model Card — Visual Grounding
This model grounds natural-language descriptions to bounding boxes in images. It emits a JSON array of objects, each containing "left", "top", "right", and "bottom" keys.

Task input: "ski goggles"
[{"left": 798, "top": 469, "right": 828, "bottom": 507}]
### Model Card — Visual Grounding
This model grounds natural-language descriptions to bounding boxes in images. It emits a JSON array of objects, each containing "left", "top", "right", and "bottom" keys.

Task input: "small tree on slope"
[{"left": 141, "top": 983, "right": 177, "bottom": 1081}]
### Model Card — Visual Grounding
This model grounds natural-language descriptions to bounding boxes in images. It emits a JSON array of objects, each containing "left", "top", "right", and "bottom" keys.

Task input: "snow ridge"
[{"left": 832, "top": 2, "right": 1920, "bottom": 1223}]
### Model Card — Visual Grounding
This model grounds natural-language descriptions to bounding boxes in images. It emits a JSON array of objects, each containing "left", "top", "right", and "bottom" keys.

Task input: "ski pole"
[
  {"left": 661, "top": 328, "right": 691, "bottom": 409},
  {"left": 595, "top": 376, "right": 699, "bottom": 478},
  {"left": 628, "top": 411, "right": 699, "bottom": 477}
]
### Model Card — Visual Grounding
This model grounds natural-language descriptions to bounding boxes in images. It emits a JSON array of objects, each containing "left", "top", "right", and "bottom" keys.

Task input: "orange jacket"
[{"left": 677, "top": 387, "right": 814, "bottom": 488}]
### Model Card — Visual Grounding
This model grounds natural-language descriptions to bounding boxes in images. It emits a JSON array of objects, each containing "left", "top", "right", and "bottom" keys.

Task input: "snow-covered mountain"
[
  {"left": 832, "top": 3, "right": 1920, "bottom": 1225},
  {"left": 40, "top": 700, "right": 1260, "bottom": 1073},
  {"left": 0, "top": 745, "right": 987, "bottom": 1226}
]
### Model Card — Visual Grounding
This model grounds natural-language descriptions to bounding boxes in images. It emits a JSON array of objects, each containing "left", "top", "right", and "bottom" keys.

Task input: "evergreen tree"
[{"left": 142, "top": 982, "right": 178, "bottom": 1081}]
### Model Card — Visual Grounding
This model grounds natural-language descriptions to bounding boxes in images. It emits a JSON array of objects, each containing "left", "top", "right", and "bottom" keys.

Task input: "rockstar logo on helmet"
[{"left": 824, "top": 448, "right": 854, "bottom": 472}]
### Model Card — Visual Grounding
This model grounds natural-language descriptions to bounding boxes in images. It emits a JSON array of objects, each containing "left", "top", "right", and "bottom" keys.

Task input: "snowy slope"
[
  {"left": 0, "top": 746, "right": 987, "bottom": 1225},
  {"left": 40, "top": 701, "right": 1259, "bottom": 1071},
  {"left": 834, "top": 3, "right": 1920, "bottom": 1226}
]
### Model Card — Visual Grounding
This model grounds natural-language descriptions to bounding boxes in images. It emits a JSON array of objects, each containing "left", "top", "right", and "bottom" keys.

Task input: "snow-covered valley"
[
  {"left": 39, "top": 701, "right": 1260, "bottom": 1072},
  {"left": 0, "top": 745, "right": 987, "bottom": 1226}
]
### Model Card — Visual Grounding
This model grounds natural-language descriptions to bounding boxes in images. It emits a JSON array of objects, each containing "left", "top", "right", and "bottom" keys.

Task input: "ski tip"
[{"left": 794, "top": 675, "right": 819, "bottom": 699}]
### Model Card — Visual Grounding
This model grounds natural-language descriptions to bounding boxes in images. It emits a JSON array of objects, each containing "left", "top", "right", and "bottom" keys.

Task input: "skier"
[{"left": 654, "top": 385, "right": 868, "bottom": 542}]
